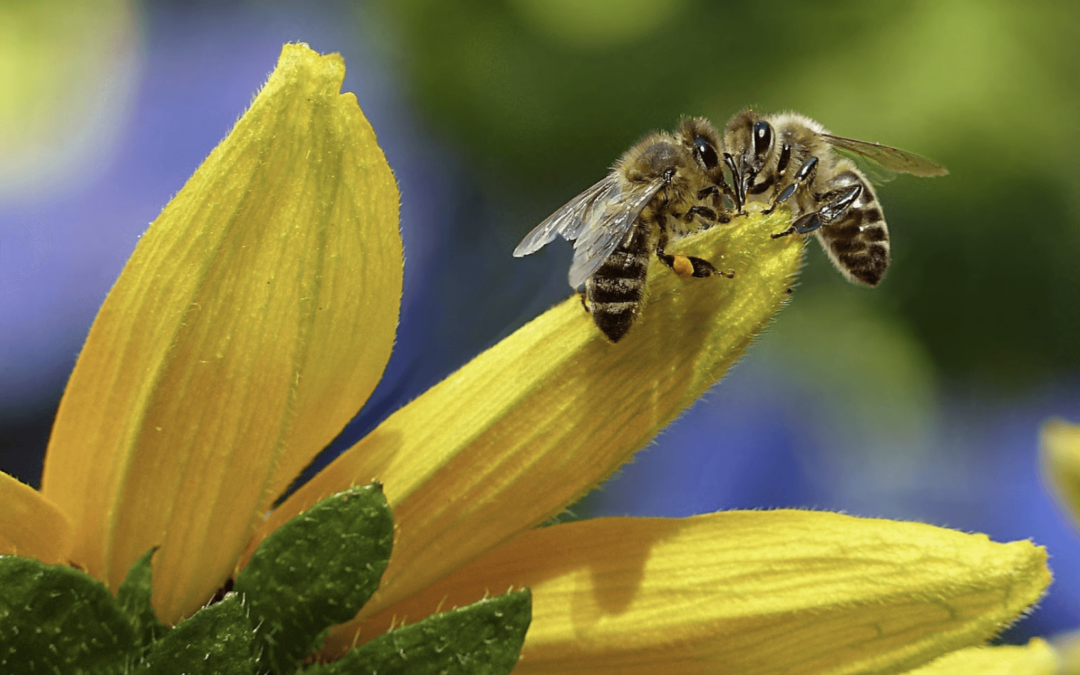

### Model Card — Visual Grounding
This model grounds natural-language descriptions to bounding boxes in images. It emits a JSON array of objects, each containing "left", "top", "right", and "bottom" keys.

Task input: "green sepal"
[
  {"left": 308, "top": 589, "right": 532, "bottom": 675},
  {"left": 118, "top": 546, "right": 168, "bottom": 651},
  {"left": 139, "top": 592, "right": 254, "bottom": 675},
  {"left": 235, "top": 483, "right": 393, "bottom": 673},
  {"left": 0, "top": 555, "right": 137, "bottom": 674}
]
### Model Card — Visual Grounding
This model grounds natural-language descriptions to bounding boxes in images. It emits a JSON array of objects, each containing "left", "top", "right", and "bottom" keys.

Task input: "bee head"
[
  {"left": 677, "top": 117, "right": 722, "bottom": 173},
  {"left": 722, "top": 109, "right": 775, "bottom": 209}
]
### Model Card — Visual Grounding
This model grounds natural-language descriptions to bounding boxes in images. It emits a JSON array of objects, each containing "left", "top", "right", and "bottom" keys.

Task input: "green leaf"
[
  {"left": 309, "top": 589, "right": 531, "bottom": 675},
  {"left": 235, "top": 483, "right": 393, "bottom": 673},
  {"left": 140, "top": 593, "right": 254, "bottom": 675},
  {"left": 0, "top": 555, "right": 136, "bottom": 674},
  {"left": 118, "top": 547, "right": 167, "bottom": 651}
]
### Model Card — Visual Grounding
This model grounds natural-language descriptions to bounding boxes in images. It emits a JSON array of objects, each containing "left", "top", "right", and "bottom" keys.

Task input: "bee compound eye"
[
  {"left": 694, "top": 135, "right": 720, "bottom": 170},
  {"left": 752, "top": 121, "right": 773, "bottom": 158}
]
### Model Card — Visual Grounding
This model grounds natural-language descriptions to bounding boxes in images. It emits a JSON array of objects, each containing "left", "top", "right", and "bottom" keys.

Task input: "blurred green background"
[{"left": 2, "top": 0, "right": 1078, "bottom": 646}]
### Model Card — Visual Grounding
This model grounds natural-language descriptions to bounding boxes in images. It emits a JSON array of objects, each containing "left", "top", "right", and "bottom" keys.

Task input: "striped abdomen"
[
  {"left": 585, "top": 219, "right": 657, "bottom": 342},
  {"left": 816, "top": 168, "right": 890, "bottom": 286}
]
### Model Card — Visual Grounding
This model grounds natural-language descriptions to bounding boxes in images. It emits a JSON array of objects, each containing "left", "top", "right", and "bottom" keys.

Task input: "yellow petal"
[
  {"left": 1041, "top": 418, "right": 1080, "bottom": 532},
  {"left": 256, "top": 207, "right": 802, "bottom": 618},
  {"left": 0, "top": 472, "right": 72, "bottom": 564},
  {"left": 903, "top": 640, "right": 1058, "bottom": 675},
  {"left": 1056, "top": 629, "right": 1080, "bottom": 675},
  {"left": 326, "top": 511, "right": 1050, "bottom": 675},
  {"left": 41, "top": 43, "right": 401, "bottom": 623}
]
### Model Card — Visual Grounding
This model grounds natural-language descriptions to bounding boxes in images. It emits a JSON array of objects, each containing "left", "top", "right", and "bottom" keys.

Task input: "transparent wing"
[
  {"left": 512, "top": 174, "right": 623, "bottom": 257},
  {"left": 831, "top": 148, "right": 898, "bottom": 186},
  {"left": 821, "top": 134, "right": 948, "bottom": 177},
  {"left": 566, "top": 175, "right": 667, "bottom": 288}
]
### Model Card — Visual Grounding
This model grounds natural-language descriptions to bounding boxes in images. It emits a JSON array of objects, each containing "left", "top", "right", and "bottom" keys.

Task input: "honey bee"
[
  {"left": 722, "top": 109, "right": 947, "bottom": 286},
  {"left": 513, "top": 117, "right": 735, "bottom": 342}
]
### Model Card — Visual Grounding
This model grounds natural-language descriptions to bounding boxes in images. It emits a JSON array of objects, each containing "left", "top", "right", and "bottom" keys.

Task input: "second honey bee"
[
  {"left": 514, "top": 117, "right": 735, "bottom": 342},
  {"left": 722, "top": 109, "right": 947, "bottom": 286}
]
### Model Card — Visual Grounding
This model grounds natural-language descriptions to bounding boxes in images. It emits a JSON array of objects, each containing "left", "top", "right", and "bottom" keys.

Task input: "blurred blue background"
[{"left": 2, "top": 0, "right": 1078, "bottom": 645}]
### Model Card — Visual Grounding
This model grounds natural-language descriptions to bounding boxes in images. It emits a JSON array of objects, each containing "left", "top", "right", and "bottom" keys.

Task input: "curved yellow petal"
[
  {"left": 0, "top": 472, "right": 72, "bottom": 564},
  {"left": 1041, "top": 418, "right": 1080, "bottom": 532},
  {"left": 325, "top": 511, "right": 1049, "bottom": 675},
  {"left": 904, "top": 640, "right": 1058, "bottom": 675},
  {"left": 256, "top": 208, "right": 802, "bottom": 619},
  {"left": 41, "top": 43, "right": 401, "bottom": 623}
]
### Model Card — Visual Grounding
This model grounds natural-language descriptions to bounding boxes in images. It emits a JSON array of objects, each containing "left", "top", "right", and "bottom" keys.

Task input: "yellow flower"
[
  {"left": 1042, "top": 420, "right": 1080, "bottom": 536},
  {"left": 1041, "top": 419, "right": 1080, "bottom": 673},
  {"left": 0, "top": 43, "right": 1051, "bottom": 673}
]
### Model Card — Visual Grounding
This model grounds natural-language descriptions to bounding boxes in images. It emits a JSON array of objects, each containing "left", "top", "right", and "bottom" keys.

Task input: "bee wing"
[
  {"left": 566, "top": 175, "right": 667, "bottom": 288},
  {"left": 821, "top": 134, "right": 948, "bottom": 177},
  {"left": 832, "top": 150, "right": 899, "bottom": 186},
  {"left": 512, "top": 174, "right": 623, "bottom": 257}
]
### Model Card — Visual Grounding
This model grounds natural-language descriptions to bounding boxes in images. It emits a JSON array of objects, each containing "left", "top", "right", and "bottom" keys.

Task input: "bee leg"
[
  {"left": 764, "top": 142, "right": 794, "bottom": 205},
  {"left": 657, "top": 248, "right": 732, "bottom": 279},
  {"left": 763, "top": 156, "right": 819, "bottom": 216},
  {"left": 723, "top": 153, "right": 747, "bottom": 214},
  {"left": 578, "top": 289, "right": 591, "bottom": 313},
  {"left": 691, "top": 186, "right": 717, "bottom": 226},
  {"left": 696, "top": 185, "right": 719, "bottom": 200},
  {"left": 655, "top": 251, "right": 686, "bottom": 275},
  {"left": 688, "top": 257, "right": 734, "bottom": 278},
  {"left": 657, "top": 227, "right": 692, "bottom": 277},
  {"left": 694, "top": 186, "right": 719, "bottom": 221},
  {"left": 771, "top": 213, "right": 822, "bottom": 239},
  {"left": 684, "top": 205, "right": 721, "bottom": 226},
  {"left": 690, "top": 201, "right": 733, "bottom": 226},
  {"left": 694, "top": 187, "right": 724, "bottom": 226},
  {"left": 670, "top": 255, "right": 730, "bottom": 278},
  {"left": 655, "top": 227, "right": 684, "bottom": 275},
  {"left": 656, "top": 225, "right": 729, "bottom": 278},
  {"left": 816, "top": 184, "right": 862, "bottom": 222},
  {"left": 770, "top": 184, "right": 861, "bottom": 239},
  {"left": 699, "top": 177, "right": 739, "bottom": 215}
]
